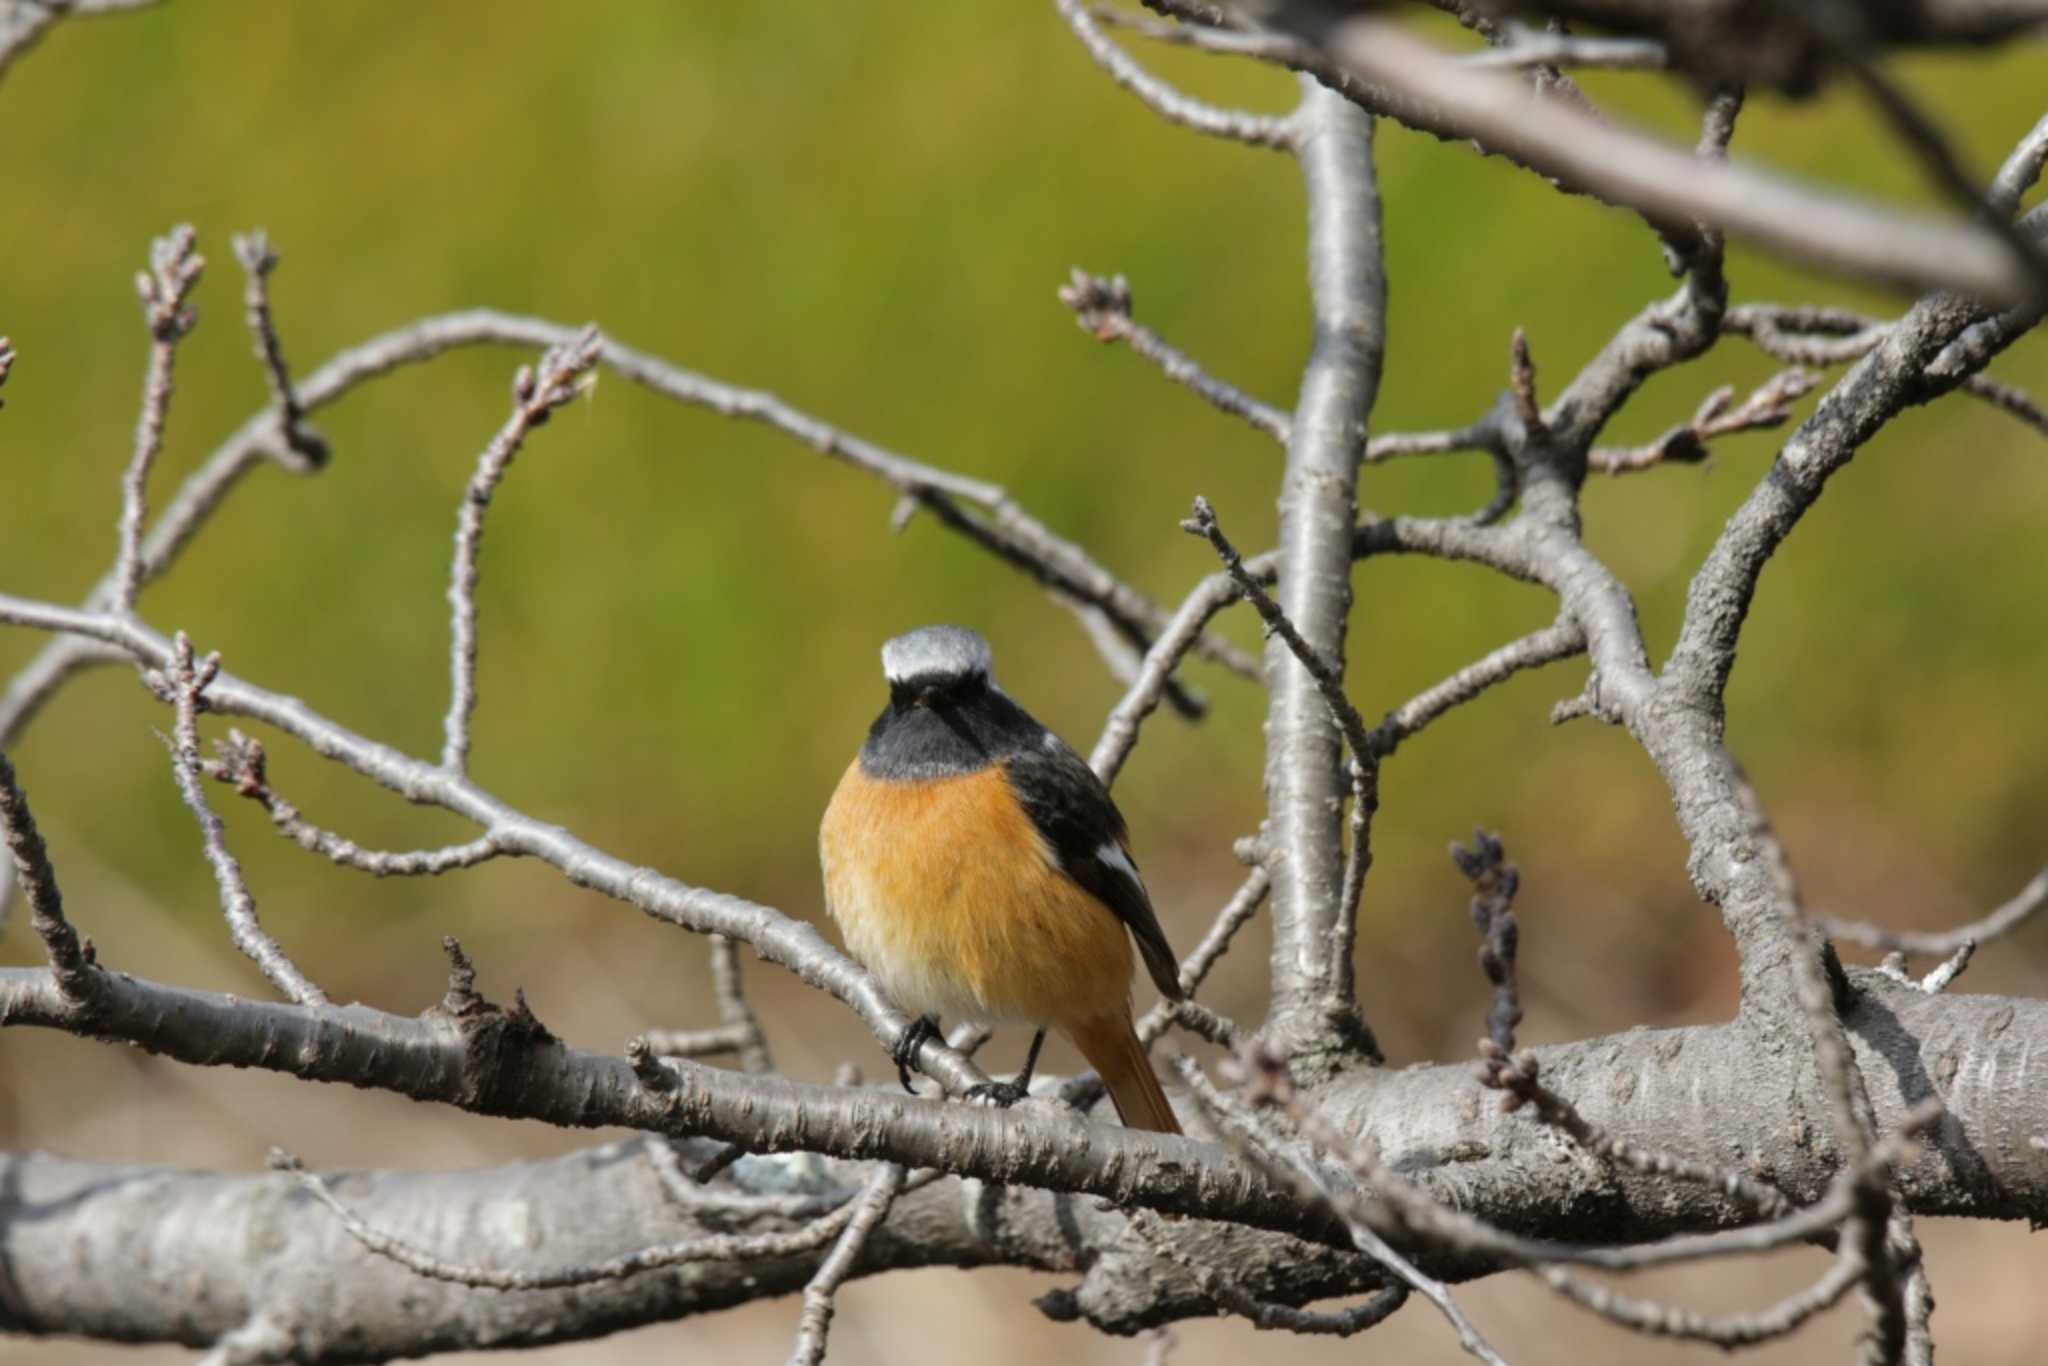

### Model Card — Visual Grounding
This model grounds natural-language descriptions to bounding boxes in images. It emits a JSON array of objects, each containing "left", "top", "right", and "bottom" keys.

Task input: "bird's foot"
[
  {"left": 963, "top": 1079, "right": 1030, "bottom": 1108},
  {"left": 893, "top": 1015, "right": 941, "bottom": 1094}
]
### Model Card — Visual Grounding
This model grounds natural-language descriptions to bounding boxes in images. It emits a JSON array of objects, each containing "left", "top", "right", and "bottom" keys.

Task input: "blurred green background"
[{"left": 1, "top": 5, "right": 2044, "bottom": 1363}]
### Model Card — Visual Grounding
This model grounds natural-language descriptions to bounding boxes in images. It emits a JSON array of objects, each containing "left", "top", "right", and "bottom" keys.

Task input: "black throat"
[{"left": 859, "top": 682, "right": 1048, "bottom": 782}]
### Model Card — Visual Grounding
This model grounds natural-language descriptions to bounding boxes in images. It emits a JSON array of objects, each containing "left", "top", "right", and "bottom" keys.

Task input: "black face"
[{"left": 862, "top": 671, "right": 1044, "bottom": 781}]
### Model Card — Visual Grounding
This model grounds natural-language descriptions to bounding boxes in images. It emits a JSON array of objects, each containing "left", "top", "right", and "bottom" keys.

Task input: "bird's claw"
[
  {"left": 963, "top": 1079, "right": 1030, "bottom": 1108},
  {"left": 893, "top": 1015, "right": 940, "bottom": 1094}
]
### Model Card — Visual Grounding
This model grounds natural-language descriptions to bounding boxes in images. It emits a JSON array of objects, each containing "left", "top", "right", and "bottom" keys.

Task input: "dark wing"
[{"left": 1003, "top": 736, "right": 1184, "bottom": 1001}]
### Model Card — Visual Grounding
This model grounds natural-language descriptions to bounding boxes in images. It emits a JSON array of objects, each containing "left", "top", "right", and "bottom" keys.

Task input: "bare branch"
[
  {"left": 1233, "top": 9, "right": 2039, "bottom": 301},
  {"left": 1464, "top": 22, "right": 1667, "bottom": 71},
  {"left": 1820, "top": 865, "right": 2048, "bottom": 958},
  {"left": 787, "top": 1163, "right": 907, "bottom": 1366},
  {"left": 1055, "top": 0, "right": 1295, "bottom": 149},
  {"left": 205, "top": 729, "right": 503, "bottom": 877},
  {"left": 1367, "top": 618, "right": 1584, "bottom": 759},
  {"left": 641, "top": 1023, "right": 760, "bottom": 1060},
  {"left": 1059, "top": 268, "right": 1291, "bottom": 442},
  {"left": 1247, "top": 75, "right": 1387, "bottom": 1064},
  {"left": 280, "top": 1146, "right": 904, "bottom": 1292},
  {"left": 1988, "top": 111, "right": 2048, "bottom": 218},
  {"left": 115, "top": 224, "right": 203, "bottom": 613},
  {"left": 157, "top": 633, "right": 327, "bottom": 1006},
  {"left": 1588, "top": 369, "right": 1816, "bottom": 474},
  {"left": 229, "top": 230, "right": 327, "bottom": 471},
  {"left": 1458, "top": 831, "right": 1793, "bottom": 1220},
  {"left": 0, "top": 751, "right": 94, "bottom": 994},
  {"left": 1186, "top": 495, "right": 1383, "bottom": 1026},
  {"left": 709, "top": 932, "right": 774, "bottom": 1075},
  {"left": 1538, "top": 1256, "right": 1861, "bottom": 1345},
  {"left": 1180, "top": 1055, "right": 1511, "bottom": 1365},
  {"left": 1827, "top": 44, "right": 2048, "bottom": 302},
  {"left": 442, "top": 325, "right": 602, "bottom": 773},
  {"left": 1873, "top": 942, "right": 1977, "bottom": 994},
  {"left": 0, "top": 0, "right": 160, "bottom": 86},
  {"left": 1729, "top": 301, "right": 2048, "bottom": 438},
  {"left": 1091, "top": 559, "right": 1263, "bottom": 784},
  {"left": 1364, "top": 419, "right": 1498, "bottom": 463}
]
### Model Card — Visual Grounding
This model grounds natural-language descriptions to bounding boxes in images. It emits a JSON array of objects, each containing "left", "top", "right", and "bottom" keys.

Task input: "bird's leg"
[
  {"left": 965, "top": 1028, "right": 1046, "bottom": 1108},
  {"left": 893, "top": 1015, "right": 941, "bottom": 1094}
]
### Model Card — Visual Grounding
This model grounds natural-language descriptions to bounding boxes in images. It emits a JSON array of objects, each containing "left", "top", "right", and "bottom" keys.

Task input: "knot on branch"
[
  {"left": 424, "top": 938, "right": 556, "bottom": 1106},
  {"left": 628, "top": 1035, "right": 681, "bottom": 1095},
  {"left": 1059, "top": 268, "right": 1134, "bottom": 341},
  {"left": 136, "top": 225, "right": 204, "bottom": 342}
]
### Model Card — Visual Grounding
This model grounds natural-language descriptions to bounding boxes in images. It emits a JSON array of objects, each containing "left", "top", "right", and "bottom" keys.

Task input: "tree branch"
[
  {"left": 1229, "top": 7, "right": 2040, "bottom": 302},
  {"left": 1258, "top": 77, "right": 1385, "bottom": 1067}
]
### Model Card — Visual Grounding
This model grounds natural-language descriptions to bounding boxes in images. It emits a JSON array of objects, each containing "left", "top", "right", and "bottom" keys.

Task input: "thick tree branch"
[
  {"left": 2, "top": 964, "right": 2040, "bottom": 1354},
  {"left": 1227, "top": 7, "right": 2039, "bottom": 301},
  {"left": 1259, "top": 77, "right": 1385, "bottom": 1068}
]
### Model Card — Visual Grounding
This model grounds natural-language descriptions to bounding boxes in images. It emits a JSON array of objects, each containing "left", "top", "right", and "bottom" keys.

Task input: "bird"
[{"left": 819, "top": 624, "right": 1185, "bottom": 1133}]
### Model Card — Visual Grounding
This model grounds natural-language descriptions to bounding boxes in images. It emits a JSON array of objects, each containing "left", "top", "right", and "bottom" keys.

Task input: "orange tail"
[{"left": 1068, "top": 1012, "right": 1181, "bottom": 1134}]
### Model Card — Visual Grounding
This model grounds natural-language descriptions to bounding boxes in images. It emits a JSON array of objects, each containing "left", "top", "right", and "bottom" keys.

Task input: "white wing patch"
[{"left": 1095, "top": 840, "right": 1145, "bottom": 898}]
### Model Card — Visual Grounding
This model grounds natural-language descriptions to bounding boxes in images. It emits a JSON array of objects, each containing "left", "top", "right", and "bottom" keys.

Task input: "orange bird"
[{"left": 820, "top": 625, "right": 1184, "bottom": 1132}]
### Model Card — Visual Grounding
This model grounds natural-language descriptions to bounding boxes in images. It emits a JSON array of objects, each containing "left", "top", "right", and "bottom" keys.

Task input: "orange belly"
[{"left": 819, "top": 759, "right": 1134, "bottom": 1026}]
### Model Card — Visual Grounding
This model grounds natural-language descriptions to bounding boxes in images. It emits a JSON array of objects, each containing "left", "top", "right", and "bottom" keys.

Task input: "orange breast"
[{"left": 819, "top": 760, "right": 1134, "bottom": 1026}]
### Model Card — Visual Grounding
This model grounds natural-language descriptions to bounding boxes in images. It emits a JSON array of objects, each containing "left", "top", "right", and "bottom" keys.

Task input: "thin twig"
[
  {"left": 1736, "top": 781, "right": 1908, "bottom": 1364},
  {"left": 115, "top": 225, "right": 203, "bottom": 613},
  {"left": 229, "top": 231, "right": 327, "bottom": 471},
  {"left": 642, "top": 1024, "right": 760, "bottom": 1060},
  {"left": 1055, "top": 0, "right": 1296, "bottom": 149},
  {"left": 1463, "top": 22, "right": 1667, "bottom": 71},
  {"left": 205, "top": 729, "right": 503, "bottom": 876},
  {"left": 1178, "top": 1055, "right": 1510, "bottom": 1364},
  {"left": 1366, "top": 618, "right": 1584, "bottom": 759},
  {"left": 0, "top": 751, "right": 94, "bottom": 994},
  {"left": 1457, "top": 831, "right": 1793, "bottom": 1219},
  {"left": 279, "top": 1147, "right": 902, "bottom": 1291},
  {"left": 1987, "top": 112, "right": 2048, "bottom": 218},
  {"left": 1363, "top": 421, "right": 1498, "bottom": 463},
  {"left": 442, "top": 325, "right": 602, "bottom": 773},
  {"left": 1185, "top": 496, "right": 1381, "bottom": 931},
  {"left": 1588, "top": 369, "right": 1816, "bottom": 474},
  {"left": 1539, "top": 1256, "right": 1862, "bottom": 1345},
  {"left": 1059, "top": 269, "right": 1291, "bottom": 442},
  {"left": 1137, "top": 863, "right": 1271, "bottom": 1046},
  {"left": 1726, "top": 302, "right": 2048, "bottom": 437},
  {"left": 1873, "top": 942, "right": 1976, "bottom": 994},
  {"left": 1828, "top": 41, "right": 2048, "bottom": 303},
  {"left": 786, "top": 1163, "right": 907, "bottom": 1366},
  {"left": 1820, "top": 866, "right": 2048, "bottom": 958},
  {"left": 1253, "top": 12, "right": 2036, "bottom": 301},
  {"left": 156, "top": 634, "right": 326, "bottom": 1005},
  {"left": 0, "top": 0, "right": 160, "bottom": 86},
  {"left": 1090, "top": 560, "right": 1264, "bottom": 783},
  {"left": 709, "top": 933, "right": 774, "bottom": 1074}
]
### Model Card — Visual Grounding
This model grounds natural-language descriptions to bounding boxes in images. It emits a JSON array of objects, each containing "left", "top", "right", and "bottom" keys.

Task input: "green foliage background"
[{"left": 2, "top": 4, "right": 2044, "bottom": 1082}]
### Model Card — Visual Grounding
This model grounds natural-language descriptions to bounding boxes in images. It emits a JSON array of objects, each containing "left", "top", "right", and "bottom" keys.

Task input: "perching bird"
[{"left": 819, "top": 625, "right": 1185, "bottom": 1132}]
